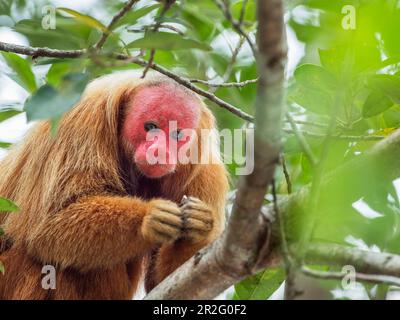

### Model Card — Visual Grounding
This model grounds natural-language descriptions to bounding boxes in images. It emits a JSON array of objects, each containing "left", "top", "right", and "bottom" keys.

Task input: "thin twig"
[
  {"left": 272, "top": 180, "right": 289, "bottom": 258},
  {"left": 285, "top": 119, "right": 328, "bottom": 129},
  {"left": 226, "top": 36, "right": 245, "bottom": 75},
  {"left": 141, "top": 0, "right": 175, "bottom": 78},
  {"left": 126, "top": 56, "right": 255, "bottom": 121},
  {"left": 95, "top": 0, "right": 139, "bottom": 50},
  {"left": 1, "top": 40, "right": 391, "bottom": 133},
  {"left": 286, "top": 113, "right": 317, "bottom": 166},
  {"left": 283, "top": 128, "right": 384, "bottom": 141},
  {"left": 141, "top": 49, "right": 155, "bottom": 78},
  {"left": 127, "top": 24, "right": 185, "bottom": 35},
  {"left": 0, "top": 41, "right": 254, "bottom": 122},
  {"left": 213, "top": 0, "right": 257, "bottom": 57},
  {"left": 238, "top": 0, "right": 249, "bottom": 25},
  {"left": 281, "top": 155, "right": 292, "bottom": 194},
  {"left": 0, "top": 41, "right": 84, "bottom": 58},
  {"left": 273, "top": 178, "right": 298, "bottom": 300},
  {"left": 190, "top": 78, "right": 258, "bottom": 87},
  {"left": 301, "top": 266, "right": 400, "bottom": 288},
  {"left": 209, "top": 36, "right": 246, "bottom": 94}
]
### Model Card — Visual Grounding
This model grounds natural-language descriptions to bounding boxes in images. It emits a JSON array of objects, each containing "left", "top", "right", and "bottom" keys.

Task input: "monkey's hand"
[
  {"left": 180, "top": 196, "right": 214, "bottom": 243},
  {"left": 142, "top": 199, "right": 184, "bottom": 244}
]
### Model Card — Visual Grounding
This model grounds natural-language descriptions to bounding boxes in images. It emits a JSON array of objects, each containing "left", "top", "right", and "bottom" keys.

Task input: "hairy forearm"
[{"left": 26, "top": 195, "right": 152, "bottom": 271}]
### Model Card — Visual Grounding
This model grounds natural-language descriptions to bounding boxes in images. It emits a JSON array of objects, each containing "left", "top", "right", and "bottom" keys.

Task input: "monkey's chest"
[{"left": 128, "top": 176, "right": 181, "bottom": 203}]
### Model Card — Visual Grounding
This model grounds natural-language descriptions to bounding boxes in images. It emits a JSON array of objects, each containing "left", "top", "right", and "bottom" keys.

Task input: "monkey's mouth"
[{"left": 137, "top": 162, "right": 176, "bottom": 179}]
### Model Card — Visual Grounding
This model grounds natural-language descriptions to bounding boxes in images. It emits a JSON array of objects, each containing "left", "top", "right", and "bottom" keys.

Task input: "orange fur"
[{"left": 0, "top": 71, "right": 228, "bottom": 300}]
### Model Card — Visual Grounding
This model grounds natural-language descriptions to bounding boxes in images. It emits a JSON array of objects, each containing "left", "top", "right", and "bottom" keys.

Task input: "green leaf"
[
  {"left": 368, "top": 75, "right": 400, "bottom": 104},
  {"left": 46, "top": 63, "right": 71, "bottom": 87},
  {"left": 0, "top": 109, "right": 21, "bottom": 122},
  {"left": 126, "top": 32, "right": 211, "bottom": 51},
  {"left": 362, "top": 91, "right": 394, "bottom": 118},
  {"left": 0, "top": 142, "right": 11, "bottom": 149},
  {"left": 25, "top": 73, "right": 90, "bottom": 121},
  {"left": 384, "top": 105, "right": 400, "bottom": 127},
  {"left": 57, "top": 8, "right": 107, "bottom": 32},
  {"left": 231, "top": 0, "right": 256, "bottom": 23},
  {"left": 0, "top": 261, "right": 4, "bottom": 275},
  {"left": 14, "top": 19, "right": 79, "bottom": 50},
  {"left": 289, "top": 64, "right": 337, "bottom": 115},
  {"left": 288, "top": 83, "right": 333, "bottom": 115},
  {"left": 0, "top": 197, "right": 19, "bottom": 212},
  {"left": 1, "top": 52, "right": 37, "bottom": 93},
  {"left": 112, "top": 4, "right": 161, "bottom": 30},
  {"left": 234, "top": 268, "right": 285, "bottom": 300},
  {"left": 294, "top": 64, "right": 337, "bottom": 92},
  {"left": 182, "top": 4, "right": 217, "bottom": 41}
]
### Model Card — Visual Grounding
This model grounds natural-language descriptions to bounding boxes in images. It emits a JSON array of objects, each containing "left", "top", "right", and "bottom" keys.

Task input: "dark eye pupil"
[
  {"left": 144, "top": 122, "right": 157, "bottom": 132},
  {"left": 171, "top": 130, "right": 183, "bottom": 140}
]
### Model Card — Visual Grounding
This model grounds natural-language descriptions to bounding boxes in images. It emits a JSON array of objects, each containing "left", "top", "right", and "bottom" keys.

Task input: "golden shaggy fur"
[{"left": 0, "top": 71, "right": 228, "bottom": 299}]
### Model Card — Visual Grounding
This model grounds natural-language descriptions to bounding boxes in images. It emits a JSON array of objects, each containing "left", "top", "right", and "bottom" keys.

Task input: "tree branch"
[
  {"left": 190, "top": 78, "right": 258, "bottom": 87},
  {"left": 0, "top": 41, "right": 254, "bottom": 122},
  {"left": 144, "top": 0, "right": 287, "bottom": 299},
  {"left": 0, "top": 41, "right": 84, "bottom": 58},
  {"left": 301, "top": 266, "right": 400, "bottom": 288},
  {"left": 213, "top": 0, "right": 258, "bottom": 57},
  {"left": 304, "top": 243, "right": 400, "bottom": 280},
  {"left": 0, "top": 41, "right": 388, "bottom": 139},
  {"left": 127, "top": 24, "right": 185, "bottom": 36},
  {"left": 141, "top": 0, "right": 176, "bottom": 78},
  {"left": 285, "top": 113, "right": 317, "bottom": 166},
  {"left": 95, "top": 0, "right": 139, "bottom": 50},
  {"left": 283, "top": 129, "right": 385, "bottom": 141},
  {"left": 128, "top": 56, "right": 255, "bottom": 121},
  {"left": 209, "top": 36, "right": 245, "bottom": 94}
]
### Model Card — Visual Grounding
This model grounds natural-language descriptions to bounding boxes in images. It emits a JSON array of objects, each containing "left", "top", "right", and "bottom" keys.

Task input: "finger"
[
  {"left": 155, "top": 204, "right": 182, "bottom": 216},
  {"left": 182, "top": 209, "right": 213, "bottom": 224},
  {"left": 152, "top": 221, "right": 181, "bottom": 238},
  {"left": 181, "top": 203, "right": 211, "bottom": 214},
  {"left": 152, "top": 230, "right": 176, "bottom": 243},
  {"left": 185, "top": 218, "right": 212, "bottom": 232},
  {"left": 187, "top": 196, "right": 202, "bottom": 203},
  {"left": 152, "top": 212, "right": 183, "bottom": 228}
]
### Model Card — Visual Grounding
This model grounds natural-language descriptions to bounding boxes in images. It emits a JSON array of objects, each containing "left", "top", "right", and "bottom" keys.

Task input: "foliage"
[
  {"left": 0, "top": 0, "right": 400, "bottom": 299},
  {"left": 233, "top": 268, "right": 285, "bottom": 300}
]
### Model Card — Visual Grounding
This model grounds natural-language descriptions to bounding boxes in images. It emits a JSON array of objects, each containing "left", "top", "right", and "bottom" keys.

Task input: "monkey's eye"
[
  {"left": 171, "top": 130, "right": 184, "bottom": 141},
  {"left": 144, "top": 122, "right": 158, "bottom": 132}
]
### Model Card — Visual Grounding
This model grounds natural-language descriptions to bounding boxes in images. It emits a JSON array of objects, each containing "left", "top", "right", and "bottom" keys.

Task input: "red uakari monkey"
[{"left": 0, "top": 71, "right": 228, "bottom": 299}]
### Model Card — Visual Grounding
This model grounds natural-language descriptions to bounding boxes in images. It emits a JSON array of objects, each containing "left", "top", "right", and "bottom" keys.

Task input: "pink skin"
[{"left": 122, "top": 83, "right": 200, "bottom": 178}]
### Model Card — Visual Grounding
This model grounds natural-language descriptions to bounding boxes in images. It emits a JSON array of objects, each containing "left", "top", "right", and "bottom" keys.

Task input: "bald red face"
[{"left": 122, "top": 83, "right": 200, "bottom": 178}]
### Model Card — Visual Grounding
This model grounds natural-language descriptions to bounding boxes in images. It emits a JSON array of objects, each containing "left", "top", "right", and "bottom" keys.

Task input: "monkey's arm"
[
  {"left": 145, "top": 164, "right": 228, "bottom": 291},
  {"left": 26, "top": 195, "right": 183, "bottom": 271}
]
